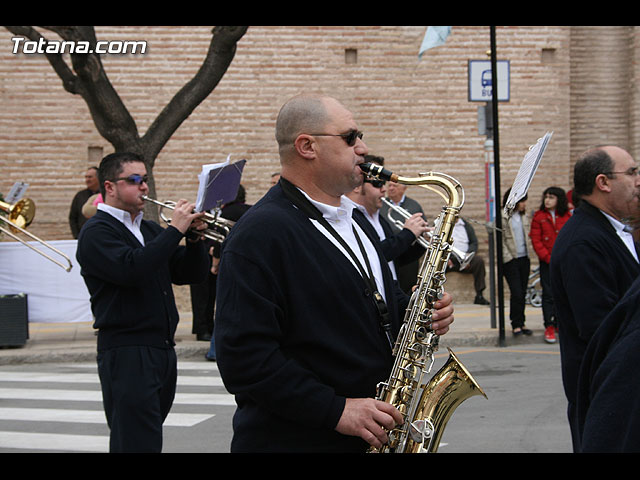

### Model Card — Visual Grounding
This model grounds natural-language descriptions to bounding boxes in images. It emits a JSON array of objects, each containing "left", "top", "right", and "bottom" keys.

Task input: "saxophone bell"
[{"left": 364, "top": 164, "right": 486, "bottom": 453}]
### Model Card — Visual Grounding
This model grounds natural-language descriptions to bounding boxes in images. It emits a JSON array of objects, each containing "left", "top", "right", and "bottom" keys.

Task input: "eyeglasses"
[
  {"left": 363, "top": 178, "right": 386, "bottom": 188},
  {"left": 309, "top": 129, "right": 364, "bottom": 147},
  {"left": 111, "top": 174, "right": 149, "bottom": 185},
  {"left": 604, "top": 167, "right": 639, "bottom": 178}
]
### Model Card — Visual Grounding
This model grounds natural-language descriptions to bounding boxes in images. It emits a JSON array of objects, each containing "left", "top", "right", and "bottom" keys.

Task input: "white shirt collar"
[
  {"left": 342, "top": 195, "right": 380, "bottom": 223},
  {"left": 98, "top": 202, "right": 144, "bottom": 227},
  {"left": 600, "top": 209, "right": 630, "bottom": 233},
  {"left": 299, "top": 190, "right": 355, "bottom": 224},
  {"left": 97, "top": 202, "right": 145, "bottom": 246}
]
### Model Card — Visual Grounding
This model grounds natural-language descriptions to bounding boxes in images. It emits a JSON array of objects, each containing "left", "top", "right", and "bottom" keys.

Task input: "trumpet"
[
  {"left": 142, "top": 195, "right": 235, "bottom": 243},
  {"left": 0, "top": 198, "right": 73, "bottom": 272},
  {"left": 381, "top": 197, "right": 475, "bottom": 270}
]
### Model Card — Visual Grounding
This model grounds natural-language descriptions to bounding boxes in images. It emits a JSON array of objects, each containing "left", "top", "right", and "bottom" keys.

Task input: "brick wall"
[{"left": 1, "top": 26, "right": 638, "bottom": 305}]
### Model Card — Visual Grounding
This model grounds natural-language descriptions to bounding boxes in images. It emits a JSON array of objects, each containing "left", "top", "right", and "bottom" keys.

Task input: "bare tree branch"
[
  {"left": 143, "top": 26, "right": 249, "bottom": 163},
  {"left": 3, "top": 25, "right": 249, "bottom": 219}
]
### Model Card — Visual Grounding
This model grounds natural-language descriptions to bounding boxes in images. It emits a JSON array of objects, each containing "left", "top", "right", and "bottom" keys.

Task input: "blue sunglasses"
[{"left": 111, "top": 174, "right": 149, "bottom": 185}]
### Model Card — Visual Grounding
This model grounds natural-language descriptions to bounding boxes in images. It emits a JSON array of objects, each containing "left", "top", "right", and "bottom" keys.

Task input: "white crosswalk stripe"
[{"left": 0, "top": 361, "right": 234, "bottom": 452}]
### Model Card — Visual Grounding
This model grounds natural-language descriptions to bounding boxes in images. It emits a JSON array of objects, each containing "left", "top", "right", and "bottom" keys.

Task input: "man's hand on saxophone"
[
  {"left": 335, "top": 398, "right": 404, "bottom": 450},
  {"left": 335, "top": 292, "right": 455, "bottom": 449},
  {"left": 431, "top": 291, "right": 454, "bottom": 335}
]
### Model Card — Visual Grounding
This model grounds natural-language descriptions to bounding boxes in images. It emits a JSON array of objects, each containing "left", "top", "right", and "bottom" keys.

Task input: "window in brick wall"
[
  {"left": 345, "top": 48, "right": 357, "bottom": 65},
  {"left": 541, "top": 48, "right": 556, "bottom": 64},
  {"left": 88, "top": 146, "right": 103, "bottom": 165}
]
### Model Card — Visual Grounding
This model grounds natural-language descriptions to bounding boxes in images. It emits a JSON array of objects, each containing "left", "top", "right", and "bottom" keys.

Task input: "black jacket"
[
  {"left": 77, "top": 210, "right": 208, "bottom": 350},
  {"left": 214, "top": 182, "right": 408, "bottom": 452},
  {"left": 576, "top": 274, "right": 640, "bottom": 452},
  {"left": 550, "top": 200, "right": 640, "bottom": 443}
]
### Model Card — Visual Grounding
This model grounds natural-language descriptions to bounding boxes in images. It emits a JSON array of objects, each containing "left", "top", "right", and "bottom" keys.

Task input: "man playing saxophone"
[{"left": 214, "top": 94, "right": 454, "bottom": 452}]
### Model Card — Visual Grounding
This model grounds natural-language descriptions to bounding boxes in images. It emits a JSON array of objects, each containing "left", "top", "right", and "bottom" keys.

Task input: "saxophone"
[{"left": 359, "top": 163, "right": 487, "bottom": 453}]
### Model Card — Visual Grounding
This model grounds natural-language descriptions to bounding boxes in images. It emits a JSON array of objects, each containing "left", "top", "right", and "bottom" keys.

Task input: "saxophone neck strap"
[{"left": 279, "top": 177, "right": 394, "bottom": 347}]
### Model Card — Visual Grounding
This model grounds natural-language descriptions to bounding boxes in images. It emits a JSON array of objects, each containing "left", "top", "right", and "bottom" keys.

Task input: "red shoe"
[{"left": 544, "top": 326, "right": 557, "bottom": 344}]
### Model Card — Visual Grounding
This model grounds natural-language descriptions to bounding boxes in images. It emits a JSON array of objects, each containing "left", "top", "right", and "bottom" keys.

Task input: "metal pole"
[
  {"left": 484, "top": 138, "right": 497, "bottom": 329},
  {"left": 490, "top": 26, "right": 506, "bottom": 347}
]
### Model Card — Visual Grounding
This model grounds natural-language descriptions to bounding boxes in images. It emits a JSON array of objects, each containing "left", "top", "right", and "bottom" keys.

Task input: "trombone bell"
[{"left": 0, "top": 198, "right": 73, "bottom": 272}]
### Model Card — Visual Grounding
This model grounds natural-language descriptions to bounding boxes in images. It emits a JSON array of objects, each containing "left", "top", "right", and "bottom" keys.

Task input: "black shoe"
[
  {"left": 205, "top": 354, "right": 216, "bottom": 362},
  {"left": 513, "top": 327, "right": 533, "bottom": 336},
  {"left": 474, "top": 295, "right": 490, "bottom": 305},
  {"left": 196, "top": 333, "right": 212, "bottom": 342}
]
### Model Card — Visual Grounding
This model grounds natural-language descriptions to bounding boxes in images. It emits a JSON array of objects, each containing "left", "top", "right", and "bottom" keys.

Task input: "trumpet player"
[
  {"left": 345, "top": 154, "right": 428, "bottom": 288},
  {"left": 214, "top": 94, "right": 454, "bottom": 452},
  {"left": 380, "top": 165, "right": 429, "bottom": 293},
  {"left": 76, "top": 152, "right": 209, "bottom": 453}
]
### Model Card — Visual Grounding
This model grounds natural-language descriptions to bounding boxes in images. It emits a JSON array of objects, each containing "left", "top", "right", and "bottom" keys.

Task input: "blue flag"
[{"left": 419, "top": 26, "right": 452, "bottom": 58}]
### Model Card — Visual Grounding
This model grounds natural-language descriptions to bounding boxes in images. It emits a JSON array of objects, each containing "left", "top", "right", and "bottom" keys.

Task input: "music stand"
[
  {"left": 503, "top": 132, "right": 553, "bottom": 217},
  {"left": 195, "top": 157, "right": 246, "bottom": 212}
]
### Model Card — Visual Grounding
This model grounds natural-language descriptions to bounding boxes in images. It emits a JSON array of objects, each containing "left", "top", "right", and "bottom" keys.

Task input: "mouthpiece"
[{"left": 359, "top": 163, "right": 399, "bottom": 183}]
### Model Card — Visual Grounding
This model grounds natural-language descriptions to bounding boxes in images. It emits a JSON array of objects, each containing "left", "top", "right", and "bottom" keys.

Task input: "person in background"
[
  {"left": 346, "top": 154, "right": 427, "bottom": 294},
  {"left": 69, "top": 166, "right": 99, "bottom": 238},
  {"left": 501, "top": 189, "right": 532, "bottom": 336},
  {"left": 204, "top": 184, "right": 252, "bottom": 361},
  {"left": 530, "top": 186, "right": 571, "bottom": 344},
  {"left": 447, "top": 217, "right": 490, "bottom": 306},
  {"left": 550, "top": 145, "right": 640, "bottom": 451},
  {"left": 380, "top": 173, "right": 427, "bottom": 294},
  {"left": 81, "top": 192, "right": 103, "bottom": 219}
]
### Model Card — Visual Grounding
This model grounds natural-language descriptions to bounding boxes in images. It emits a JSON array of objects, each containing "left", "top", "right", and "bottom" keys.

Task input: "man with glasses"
[
  {"left": 76, "top": 152, "right": 209, "bottom": 452},
  {"left": 345, "top": 154, "right": 428, "bottom": 290},
  {"left": 550, "top": 145, "right": 640, "bottom": 451},
  {"left": 214, "top": 94, "right": 454, "bottom": 452}
]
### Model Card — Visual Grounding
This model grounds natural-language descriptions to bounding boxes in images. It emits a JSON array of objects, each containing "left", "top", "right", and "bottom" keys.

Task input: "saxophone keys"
[{"left": 409, "top": 419, "right": 435, "bottom": 444}]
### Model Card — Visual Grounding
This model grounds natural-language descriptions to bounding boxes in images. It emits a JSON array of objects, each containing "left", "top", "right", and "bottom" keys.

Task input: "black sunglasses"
[
  {"left": 111, "top": 174, "right": 149, "bottom": 185},
  {"left": 309, "top": 129, "right": 364, "bottom": 147},
  {"left": 363, "top": 177, "right": 386, "bottom": 188}
]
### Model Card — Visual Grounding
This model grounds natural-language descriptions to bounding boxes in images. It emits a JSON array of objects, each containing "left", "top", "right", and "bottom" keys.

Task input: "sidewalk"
[{"left": 0, "top": 304, "right": 551, "bottom": 365}]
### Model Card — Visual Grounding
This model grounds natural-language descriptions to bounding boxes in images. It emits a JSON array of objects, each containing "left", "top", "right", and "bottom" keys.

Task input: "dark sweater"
[
  {"left": 214, "top": 183, "right": 407, "bottom": 452},
  {"left": 76, "top": 210, "right": 208, "bottom": 351},
  {"left": 550, "top": 200, "right": 640, "bottom": 444},
  {"left": 576, "top": 275, "right": 640, "bottom": 452}
]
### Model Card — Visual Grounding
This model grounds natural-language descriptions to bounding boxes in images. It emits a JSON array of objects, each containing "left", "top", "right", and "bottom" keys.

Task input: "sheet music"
[
  {"left": 6, "top": 182, "right": 29, "bottom": 203},
  {"left": 195, "top": 155, "right": 246, "bottom": 212},
  {"left": 503, "top": 132, "right": 553, "bottom": 218}
]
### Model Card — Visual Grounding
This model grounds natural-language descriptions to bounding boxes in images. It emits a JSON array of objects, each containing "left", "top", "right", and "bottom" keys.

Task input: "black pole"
[{"left": 490, "top": 26, "right": 506, "bottom": 347}]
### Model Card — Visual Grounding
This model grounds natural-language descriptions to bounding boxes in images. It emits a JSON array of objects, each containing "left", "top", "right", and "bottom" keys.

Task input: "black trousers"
[
  {"left": 190, "top": 272, "right": 216, "bottom": 336},
  {"left": 539, "top": 261, "right": 557, "bottom": 328},
  {"left": 502, "top": 256, "right": 530, "bottom": 329},
  {"left": 448, "top": 254, "right": 486, "bottom": 295},
  {"left": 97, "top": 345, "right": 177, "bottom": 453}
]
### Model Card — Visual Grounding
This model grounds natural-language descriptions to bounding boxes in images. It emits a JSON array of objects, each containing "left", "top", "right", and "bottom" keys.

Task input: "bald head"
[{"left": 275, "top": 94, "right": 338, "bottom": 161}]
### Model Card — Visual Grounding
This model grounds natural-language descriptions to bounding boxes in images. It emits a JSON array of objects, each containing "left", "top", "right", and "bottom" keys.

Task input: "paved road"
[{"left": 0, "top": 343, "right": 571, "bottom": 453}]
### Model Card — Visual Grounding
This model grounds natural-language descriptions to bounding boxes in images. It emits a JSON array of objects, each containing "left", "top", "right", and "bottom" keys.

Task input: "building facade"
[{"left": 1, "top": 26, "right": 638, "bottom": 301}]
